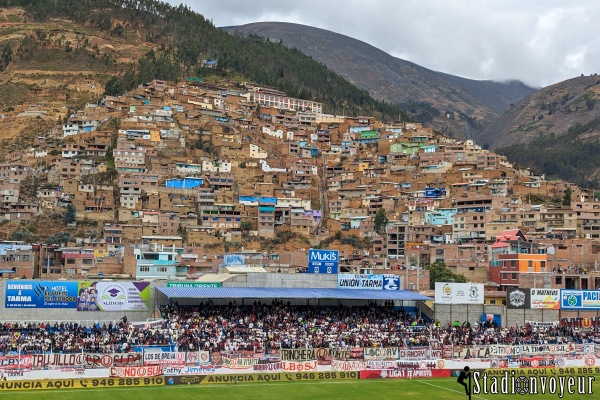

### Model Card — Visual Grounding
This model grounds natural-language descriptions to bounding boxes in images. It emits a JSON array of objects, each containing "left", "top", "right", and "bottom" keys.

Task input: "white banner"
[
  {"left": 530, "top": 289, "right": 560, "bottom": 309},
  {"left": 338, "top": 274, "right": 383, "bottom": 289},
  {"left": 363, "top": 347, "right": 399, "bottom": 360},
  {"left": 435, "top": 282, "right": 484, "bottom": 304},
  {"left": 526, "top": 320, "right": 559, "bottom": 328},
  {"left": 520, "top": 344, "right": 575, "bottom": 355},
  {"left": 143, "top": 350, "right": 186, "bottom": 365}
]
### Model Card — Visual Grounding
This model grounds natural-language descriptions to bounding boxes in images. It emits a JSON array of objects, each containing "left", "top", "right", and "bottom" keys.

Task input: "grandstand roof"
[{"left": 156, "top": 286, "right": 432, "bottom": 301}]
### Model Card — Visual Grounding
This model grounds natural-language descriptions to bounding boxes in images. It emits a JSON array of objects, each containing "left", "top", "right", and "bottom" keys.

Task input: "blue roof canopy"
[{"left": 156, "top": 287, "right": 431, "bottom": 301}]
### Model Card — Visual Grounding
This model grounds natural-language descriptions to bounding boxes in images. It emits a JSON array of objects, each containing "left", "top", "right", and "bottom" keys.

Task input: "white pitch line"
[{"left": 416, "top": 380, "right": 490, "bottom": 400}]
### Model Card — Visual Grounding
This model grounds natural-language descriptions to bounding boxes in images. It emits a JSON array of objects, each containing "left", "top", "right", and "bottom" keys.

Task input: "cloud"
[{"left": 167, "top": 0, "right": 600, "bottom": 87}]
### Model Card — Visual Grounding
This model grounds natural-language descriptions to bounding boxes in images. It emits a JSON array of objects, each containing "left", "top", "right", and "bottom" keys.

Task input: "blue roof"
[{"left": 156, "top": 287, "right": 431, "bottom": 301}]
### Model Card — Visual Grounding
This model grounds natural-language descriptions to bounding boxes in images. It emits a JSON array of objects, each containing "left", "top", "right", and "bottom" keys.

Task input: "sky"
[{"left": 166, "top": 0, "right": 600, "bottom": 88}]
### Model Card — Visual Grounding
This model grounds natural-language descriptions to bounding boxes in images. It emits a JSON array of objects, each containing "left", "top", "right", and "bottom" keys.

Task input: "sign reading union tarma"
[{"left": 337, "top": 274, "right": 400, "bottom": 290}]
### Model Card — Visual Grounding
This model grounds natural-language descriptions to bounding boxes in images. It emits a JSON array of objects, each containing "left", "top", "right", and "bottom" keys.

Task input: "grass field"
[{"left": 9, "top": 377, "right": 600, "bottom": 400}]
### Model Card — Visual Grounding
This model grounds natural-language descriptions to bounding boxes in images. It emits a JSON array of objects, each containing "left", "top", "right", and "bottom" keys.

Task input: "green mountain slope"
[{"left": 0, "top": 0, "right": 406, "bottom": 121}]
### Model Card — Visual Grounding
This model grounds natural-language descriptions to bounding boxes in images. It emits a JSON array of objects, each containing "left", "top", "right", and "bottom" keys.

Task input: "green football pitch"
[{"left": 10, "top": 377, "right": 600, "bottom": 400}]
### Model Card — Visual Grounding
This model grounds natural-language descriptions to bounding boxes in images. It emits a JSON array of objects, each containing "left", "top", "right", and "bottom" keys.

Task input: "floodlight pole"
[{"left": 469, "top": 371, "right": 472, "bottom": 400}]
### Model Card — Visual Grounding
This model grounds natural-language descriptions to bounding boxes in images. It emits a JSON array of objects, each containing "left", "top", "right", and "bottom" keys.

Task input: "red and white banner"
[
  {"left": 109, "top": 365, "right": 163, "bottom": 377},
  {"left": 281, "top": 360, "right": 318, "bottom": 372},
  {"left": 0, "top": 355, "right": 33, "bottom": 370},
  {"left": 360, "top": 368, "right": 451, "bottom": 379},
  {"left": 143, "top": 351, "right": 186, "bottom": 365},
  {"left": 84, "top": 353, "right": 143, "bottom": 368},
  {"left": 331, "top": 359, "right": 365, "bottom": 372}
]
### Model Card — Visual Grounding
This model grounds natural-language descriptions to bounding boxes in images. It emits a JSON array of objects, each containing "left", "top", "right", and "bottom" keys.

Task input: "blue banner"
[
  {"left": 5, "top": 280, "right": 78, "bottom": 308},
  {"left": 561, "top": 290, "right": 600, "bottom": 309},
  {"left": 307, "top": 249, "right": 339, "bottom": 274}
]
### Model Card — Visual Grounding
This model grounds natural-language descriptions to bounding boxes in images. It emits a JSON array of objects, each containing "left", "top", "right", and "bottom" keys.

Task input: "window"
[
  {"left": 512, "top": 273, "right": 517, "bottom": 280},
  {"left": 528, "top": 260, "right": 533, "bottom": 272},
  {"left": 556, "top": 276, "right": 562, "bottom": 284},
  {"left": 64, "top": 268, "right": 76, "bottom": 275},
  {"left": 66, "top": 258, "right": 75, "bottom": 265},
  {"left": 158, "top": 266, "right": 167, "bottom": 273}
]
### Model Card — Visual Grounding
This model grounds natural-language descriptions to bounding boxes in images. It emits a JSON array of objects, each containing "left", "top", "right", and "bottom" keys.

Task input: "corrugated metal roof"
[{"left": 156, "top": 287, "right": 432, "bottom": 301}]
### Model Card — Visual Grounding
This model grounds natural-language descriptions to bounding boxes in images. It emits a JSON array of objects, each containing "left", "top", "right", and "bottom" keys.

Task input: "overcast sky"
[{"left": 167, "top": 0, "right": 600, "bottom": 88}]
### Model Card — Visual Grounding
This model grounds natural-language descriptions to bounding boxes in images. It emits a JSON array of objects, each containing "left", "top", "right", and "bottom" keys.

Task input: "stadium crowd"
[{"left": 0, "top": 301, "right": 598, "bottom": 355}]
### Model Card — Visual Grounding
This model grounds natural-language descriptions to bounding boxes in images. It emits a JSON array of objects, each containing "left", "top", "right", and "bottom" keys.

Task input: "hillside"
[
  {"left": 0, "top": 0, "right": 407, "bottom": 125},
  {"left": 482, "top": 75, "right": 600, "bottom": 188},
  {"left": 224, "top": 22, "right": 535, "bottom": 140}
]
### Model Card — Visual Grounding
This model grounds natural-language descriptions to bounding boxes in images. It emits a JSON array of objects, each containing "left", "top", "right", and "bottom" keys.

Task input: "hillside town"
[{"left": 1, "top": 78, "right": 599, "bottom": 298}]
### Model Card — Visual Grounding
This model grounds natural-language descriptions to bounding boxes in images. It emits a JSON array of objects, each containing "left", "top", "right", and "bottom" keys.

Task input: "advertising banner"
[
  {"left": 561, "top": 290, "right": 600, "bottom": 310},
  {"left": 307, "top": 249, "right": 339, "bottom": 274},
  {"left": 359, "top": 368, "right": 451, "bottom": 379},
  {"left": 109, "top": 366, "right": 163, "bottom": 378},
  {"left": 530, "top": 288, "right": 560, "bottom": 309},
  {"left": 5, "top": 281, "right": 78, "bottom": 308},
  {"left": 336, "top": 274, "right": 401, "bottom": 290},
  {"left": 0, "top": 377, "right": 164, "bottom": 391},
  {"left": 77, "top": 281, "right": 150, "bottom": 311},
  {"left": 506, "top": 287, "right": 530, "bottom": 309},
  {"left": 167, "top": 371, "right": 359, "bottom": 385},
  {"left": 164, "top": 366, "right": 217, "bottom": 375},
  {"left": 166, "top": 282, "right": 221, "bottom": 288},
  {"left": 435, "top": 282, "right": 484, "bottom": 305},
  {"left": 338, "top": 274, "right": 383, "bottom": 289}
]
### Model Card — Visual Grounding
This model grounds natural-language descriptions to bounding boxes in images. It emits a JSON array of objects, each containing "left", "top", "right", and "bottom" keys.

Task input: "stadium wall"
[{"left": 223, "top": 273, "right": 338, "bottom": 288}]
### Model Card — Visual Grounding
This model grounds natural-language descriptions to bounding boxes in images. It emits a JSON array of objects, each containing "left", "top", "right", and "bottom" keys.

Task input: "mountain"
[
  {"left": 224, "top": 22, "right": 536, "bottom": 140},
  {"left": 483, "top": 75, "right": 600, "bottom": 188}
]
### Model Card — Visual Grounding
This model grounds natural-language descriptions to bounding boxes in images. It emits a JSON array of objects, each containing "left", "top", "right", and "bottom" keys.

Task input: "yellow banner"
[
  {"left": 173, "top": 371, "right": 360, "bottom": 385},
  {"left": 484, "top": 367, "right": 600, "bottom": 376},
  {"left": 0, "top": 376, "right": 165, "bottom": 391}
]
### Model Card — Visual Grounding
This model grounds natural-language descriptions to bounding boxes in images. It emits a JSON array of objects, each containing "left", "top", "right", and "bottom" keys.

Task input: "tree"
[
  {"left": 47, "top": 231, "right": 75, "bottom": 246},
  {"left": 64, "top": 204, "right": 77, "bottom": 225},
  {"left": 374, "top": 208, "right": 389, "bottom": 234},
  {"left": 425, "top": 261, "right": 467, "bottom": 289},
  {"left": 240, "top": 221, "right": 253, "bottom": 233},
  {"left": 563, "top": 187, "right": 572, "bottom": 206}
]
